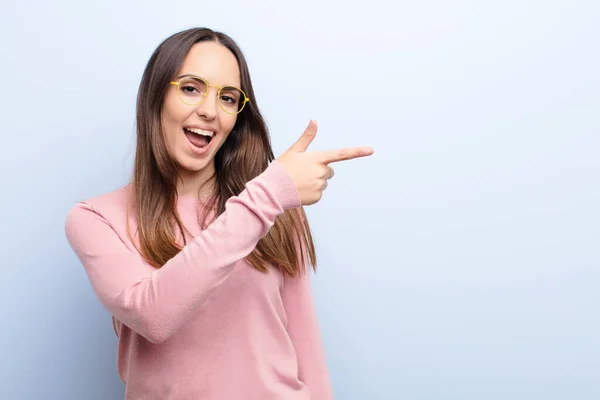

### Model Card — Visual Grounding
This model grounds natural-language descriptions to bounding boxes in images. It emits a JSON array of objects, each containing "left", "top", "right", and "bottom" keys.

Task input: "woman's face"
[{"left": 161, "top": 41, "right": 241, "bottom": 182}]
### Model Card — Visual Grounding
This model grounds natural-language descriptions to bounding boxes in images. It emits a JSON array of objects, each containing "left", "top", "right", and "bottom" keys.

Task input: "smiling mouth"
[{"left": 183, "top": 127, "right": 214, "bottom": 148}]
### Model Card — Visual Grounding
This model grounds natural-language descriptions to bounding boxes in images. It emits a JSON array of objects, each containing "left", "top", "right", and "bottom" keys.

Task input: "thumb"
[{"left": 288, "top": 120, "right": 317, "bottom": 153}]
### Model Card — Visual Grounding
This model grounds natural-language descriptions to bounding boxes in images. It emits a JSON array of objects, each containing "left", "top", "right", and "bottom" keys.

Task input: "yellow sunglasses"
[{"left": 170, "top": 74, "right": 250, "bottom": 115}]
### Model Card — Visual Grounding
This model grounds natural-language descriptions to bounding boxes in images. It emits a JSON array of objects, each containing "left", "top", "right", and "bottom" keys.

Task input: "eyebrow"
[{"left": 175, "top": 74, "right": 239, "bottom": 88}]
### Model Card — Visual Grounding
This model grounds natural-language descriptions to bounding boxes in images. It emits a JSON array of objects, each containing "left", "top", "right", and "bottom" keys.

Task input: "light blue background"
[{"left": 1, "top": 1, "right": 598, "bottom": 399}]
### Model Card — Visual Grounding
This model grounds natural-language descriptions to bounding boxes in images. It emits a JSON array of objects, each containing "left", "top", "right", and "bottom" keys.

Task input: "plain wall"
[{"left": 1, "top": 0, "right": 599, "bottom": 399}]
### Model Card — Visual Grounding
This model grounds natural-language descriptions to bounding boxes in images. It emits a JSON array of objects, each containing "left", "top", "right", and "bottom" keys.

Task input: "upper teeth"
[{"left": 186, "top": 128, "right": 214, "bottom": 137}]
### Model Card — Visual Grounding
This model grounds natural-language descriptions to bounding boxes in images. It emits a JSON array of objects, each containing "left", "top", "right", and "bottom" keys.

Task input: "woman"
[{"left": 65, "top": 27, "right": 373, "bottom": 399}]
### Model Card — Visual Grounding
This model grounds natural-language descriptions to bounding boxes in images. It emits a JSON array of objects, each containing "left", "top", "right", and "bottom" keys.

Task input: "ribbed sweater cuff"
[{"left": 261, "top": 160, "right": 302, "bottom": 210}]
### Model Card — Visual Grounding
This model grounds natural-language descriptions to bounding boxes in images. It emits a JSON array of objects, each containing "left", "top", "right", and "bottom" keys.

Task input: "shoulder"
[
  {"left": 65, "top": 184, "right": 135, "bottom": 245},
  {"left": 66, "top": 184, "right": 132, "bottom": 221}
]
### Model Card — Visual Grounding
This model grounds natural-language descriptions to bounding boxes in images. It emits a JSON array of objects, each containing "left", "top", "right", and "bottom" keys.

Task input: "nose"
[{"left": 195, "top": 87, "right": 219, "bottom": 120}]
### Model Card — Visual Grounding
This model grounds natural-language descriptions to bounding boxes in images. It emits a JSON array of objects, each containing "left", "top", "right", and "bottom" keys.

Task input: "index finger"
[{"left": 314, "top": 147, "right": 375, "bottom": 164}]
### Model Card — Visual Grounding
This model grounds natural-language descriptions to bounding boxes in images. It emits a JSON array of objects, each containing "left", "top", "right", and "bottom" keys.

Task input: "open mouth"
[{"left": 183, "top": 127, "right": 215, "bottom": 149}]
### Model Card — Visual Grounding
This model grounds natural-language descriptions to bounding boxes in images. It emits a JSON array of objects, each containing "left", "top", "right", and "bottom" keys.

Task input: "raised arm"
[{"left": 65, "top": 161, "right": 300, "bottom": 344}]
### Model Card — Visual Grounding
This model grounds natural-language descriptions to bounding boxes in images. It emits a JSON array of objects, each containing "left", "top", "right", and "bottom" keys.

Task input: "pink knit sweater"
[{"left": 65, "top": 160, "right": 333, "bottom": 399}]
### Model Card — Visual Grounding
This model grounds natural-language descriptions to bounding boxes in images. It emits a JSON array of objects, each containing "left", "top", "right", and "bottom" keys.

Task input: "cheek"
[
  {"left": 218, "top": 114, "right": 238, "bottom": 137},
  {"left": 161, "top": 98, "right": 188, "bottom": 146}
]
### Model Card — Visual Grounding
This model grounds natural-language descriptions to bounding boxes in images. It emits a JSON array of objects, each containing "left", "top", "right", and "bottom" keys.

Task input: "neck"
[{"left": 177, "top": 163, "right": 216, "bottom": 198}]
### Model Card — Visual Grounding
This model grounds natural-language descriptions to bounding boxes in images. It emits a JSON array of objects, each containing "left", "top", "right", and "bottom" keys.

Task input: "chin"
[{"left": 179, "top": 156, "right": 213, "bottom": 173}]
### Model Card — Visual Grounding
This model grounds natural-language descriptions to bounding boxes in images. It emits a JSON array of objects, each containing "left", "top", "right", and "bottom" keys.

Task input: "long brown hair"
[{"left": 128, "top": 27, "right": 317, "bottom": 278}]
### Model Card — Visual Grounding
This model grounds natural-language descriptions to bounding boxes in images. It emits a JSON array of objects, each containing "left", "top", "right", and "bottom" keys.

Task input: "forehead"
[{"left": 177, "top": 41, "right": 241, "bottom": 87}]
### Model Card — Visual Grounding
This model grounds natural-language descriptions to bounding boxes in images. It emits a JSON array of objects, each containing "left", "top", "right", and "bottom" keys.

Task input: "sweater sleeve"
[
  {"left": 65, "top": 160, "right": 300, "bottom": 344},
  {"left": 281, "top": 229, "right": 334, "bottom": 398}
]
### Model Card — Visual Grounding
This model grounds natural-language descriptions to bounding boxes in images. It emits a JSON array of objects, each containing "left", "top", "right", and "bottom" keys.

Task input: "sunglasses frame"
[{"left": 169, "top": 74, "right": 250, "bottom": 115}]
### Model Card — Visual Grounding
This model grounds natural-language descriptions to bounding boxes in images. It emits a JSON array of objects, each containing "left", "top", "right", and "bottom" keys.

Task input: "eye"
[
  {"left": 220, "top": 95, "right": 238, "bottom": 104},
  {"left": 177, "top": 77, "right": 207, "bottom": 97},
  {"left": 181, "top": 85, "right": 199, "bottom": 94},
  {"left": 220, "top": 87, "right": 242, "bottom": 104}
]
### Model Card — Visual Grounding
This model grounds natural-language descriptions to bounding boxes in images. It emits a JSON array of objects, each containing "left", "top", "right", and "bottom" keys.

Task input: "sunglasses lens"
[
  {"left": 178, "top": 77, "right": 207, "bottom": 105},
  {"left": 218, "top": 86, "right": 245, "bottom": 114}
]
